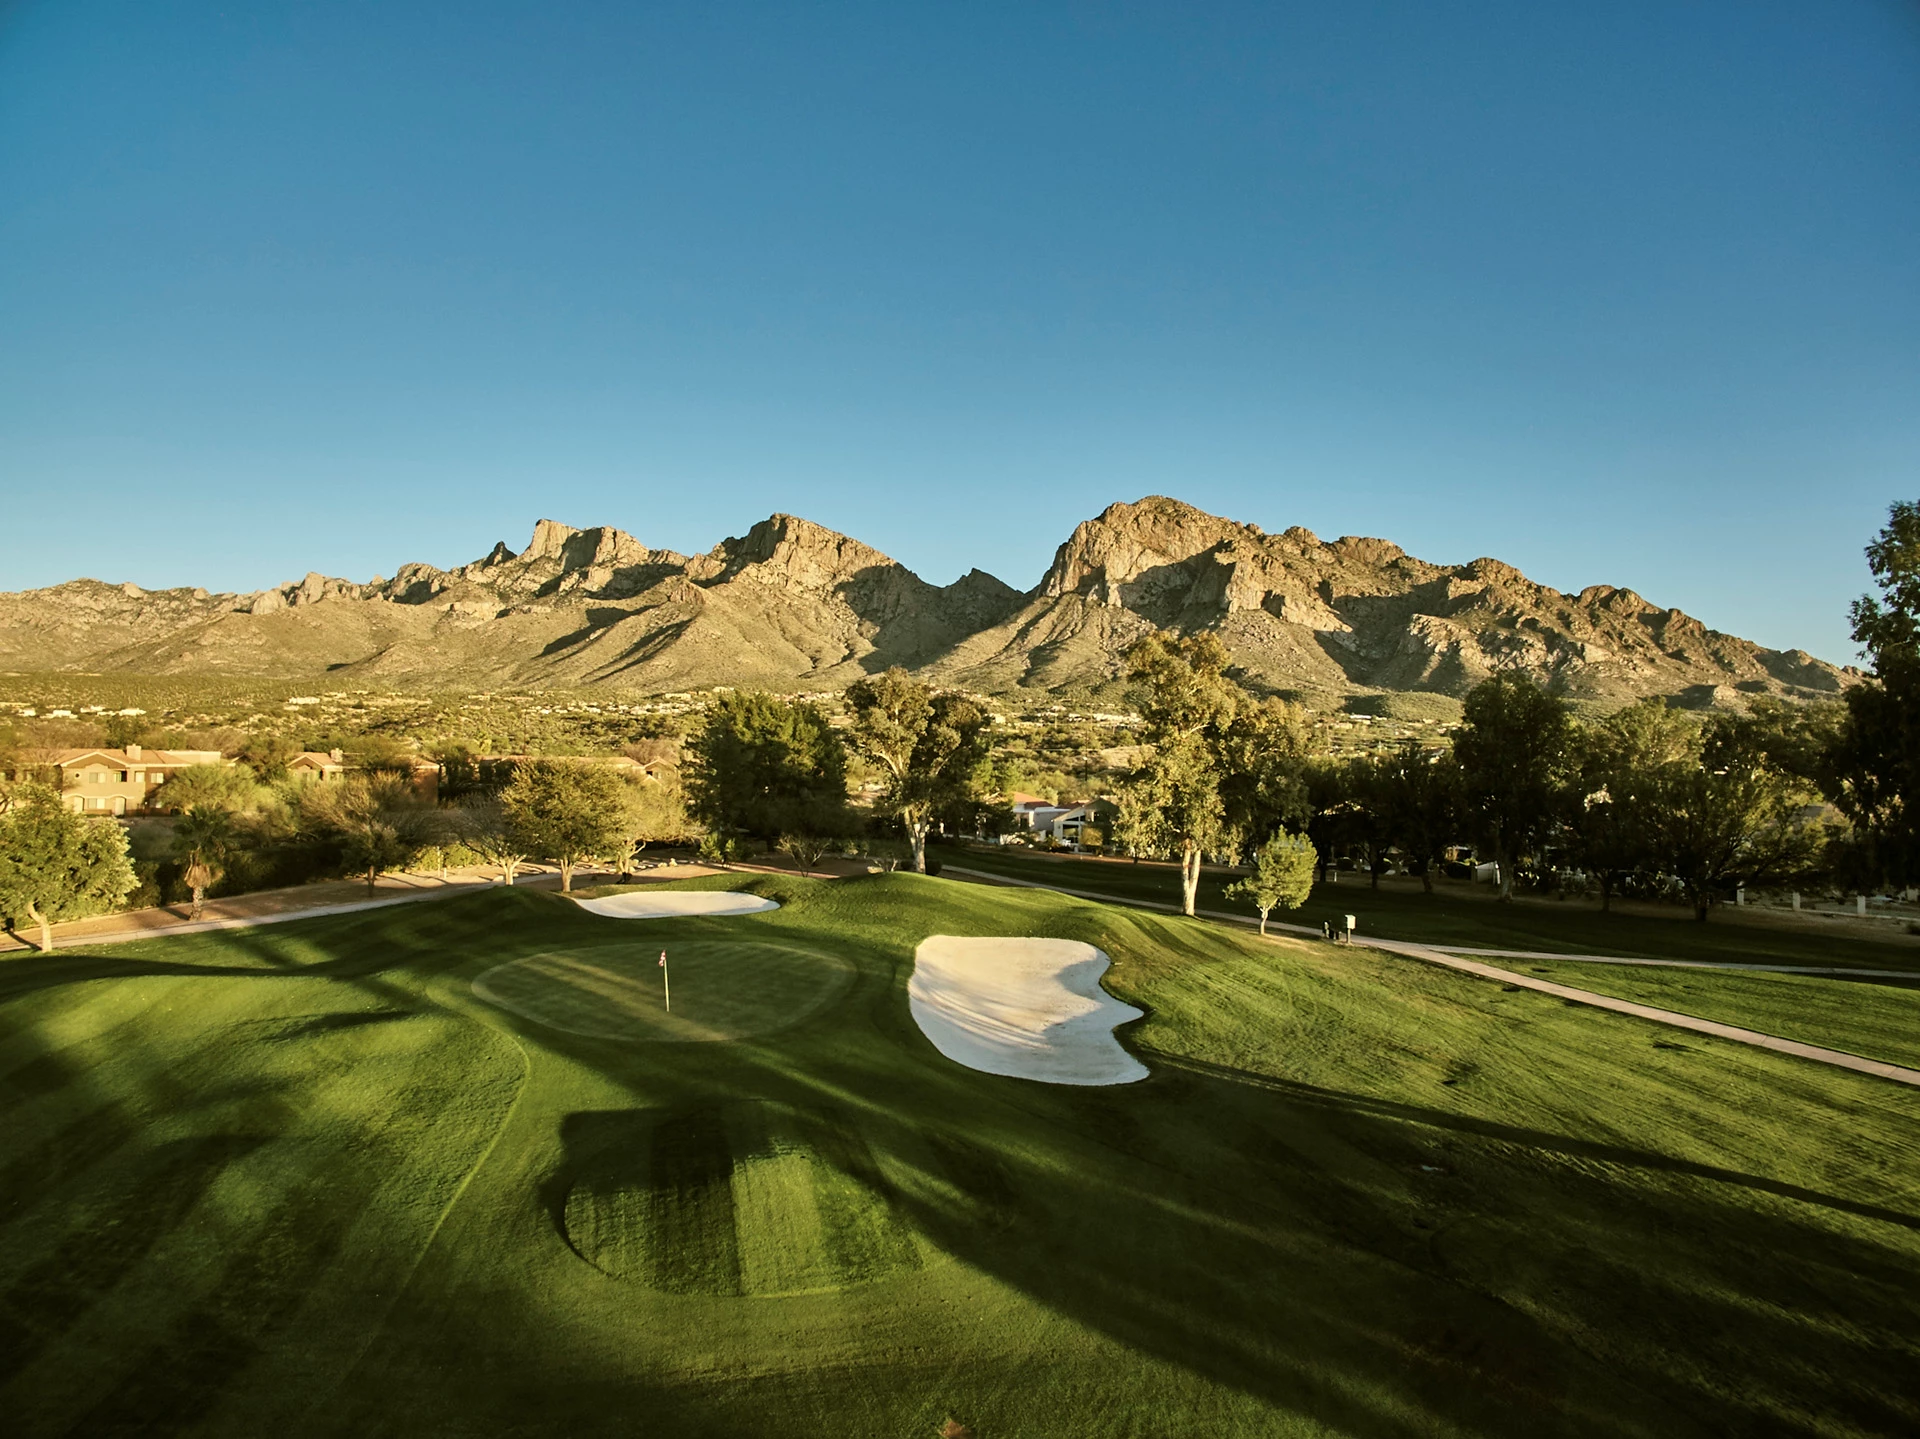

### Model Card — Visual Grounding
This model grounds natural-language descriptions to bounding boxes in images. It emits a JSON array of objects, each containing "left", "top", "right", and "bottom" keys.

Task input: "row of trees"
[
  {"left": 682, "top": 671, "right": 990, "bottom": 874},
  {"left": 1108, "top": 636, "right": 1832, "bottom": 923},
  {"left": 1112, "top": 502, "right": 1920, "bottom": 922},
  {"left": 0, "top": 756, "right": 698, "bottom": 949}
]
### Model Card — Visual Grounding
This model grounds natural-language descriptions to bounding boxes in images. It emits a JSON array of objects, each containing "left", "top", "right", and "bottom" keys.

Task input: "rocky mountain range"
[{"left": 0, "top": 498, "right": 1856, "bottom": 710}]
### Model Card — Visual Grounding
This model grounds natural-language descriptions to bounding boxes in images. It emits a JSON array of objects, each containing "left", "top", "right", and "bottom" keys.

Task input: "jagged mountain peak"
[{"left": 0, "top": 499, "right": 1858, "bottom": 708}]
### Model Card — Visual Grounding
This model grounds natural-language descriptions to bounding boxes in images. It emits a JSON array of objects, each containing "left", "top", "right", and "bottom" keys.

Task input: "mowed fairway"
[{"left": 1, "top": 875, "right": 1916, "bottom": 1438}]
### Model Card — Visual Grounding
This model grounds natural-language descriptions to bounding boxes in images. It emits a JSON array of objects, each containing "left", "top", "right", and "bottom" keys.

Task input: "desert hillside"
[{"left": 0, "top": 499, "right": 1855, "bottom": 709}]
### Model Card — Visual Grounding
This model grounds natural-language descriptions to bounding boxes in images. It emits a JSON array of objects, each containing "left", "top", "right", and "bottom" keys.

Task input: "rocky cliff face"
[
  {"left": 0, "top": 498, "right": 1854, "bottom": 709},
  {"left": 927, "top": 497, "right": 1850, "bottom": 706}
]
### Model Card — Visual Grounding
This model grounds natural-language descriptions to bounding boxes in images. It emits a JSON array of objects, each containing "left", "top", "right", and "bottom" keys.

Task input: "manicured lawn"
[
  {"left": 1504, "top": 960, "right": 1920, "bottom": 1072},
  {"left": 950, "top": 845, "right": 1920, "bottom": 972},
  {"left": 1, "top": 873, "right": 1916, "bottom": 1436}
]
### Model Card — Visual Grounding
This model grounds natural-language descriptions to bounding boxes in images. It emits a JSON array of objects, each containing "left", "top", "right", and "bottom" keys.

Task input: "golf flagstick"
[{"left": 659, "top": 950, "right": 669, "bottom": 1011}]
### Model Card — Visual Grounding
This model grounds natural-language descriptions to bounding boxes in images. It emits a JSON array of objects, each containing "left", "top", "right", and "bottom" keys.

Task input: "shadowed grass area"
[{"left": 0, "top": 871, "right": 1914, "bottom": 1437}]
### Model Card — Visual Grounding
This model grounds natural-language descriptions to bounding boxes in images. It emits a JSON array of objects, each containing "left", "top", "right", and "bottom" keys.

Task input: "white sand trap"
[
  {"left": 572, "top": 891, "right": 780, "bottom": 919},
  {"left": 910, "top": 936, "right": 1148, "bottom": 1086}
]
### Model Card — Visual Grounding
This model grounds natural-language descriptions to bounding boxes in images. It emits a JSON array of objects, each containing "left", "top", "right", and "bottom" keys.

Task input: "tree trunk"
[
  {"left": 1600, "top": 872, "right": 1613, "bottom": 914},
  {"left": 1694, "top": 893, "right": 1711, "bottom": 922},
  {"left": 1420, "top": 861, "right": 1434, "bottom": 895},
  {"left": 560, "top": 857, "right": 574, "bottom": 892},
  {"left": 1497, "top": 847, "right": 1515, "bottom": 903},
  {"left": 909, "top": 820, "right": 929, "bottom": 875},
  {"left": 1259, "top": 909, "right": 1269, "bottom": 935},
  {"left": 1180, "top": 841, "right": 1201, "bottom": 917},
  {"left": 191, "top": 885, "right": 205, "bottom": 921},
  {"left": 366, "top": 867, "right": 379, "bottom": 896},
  {"left": 26, "top": 901, "right": 52, "bottom": 953}
]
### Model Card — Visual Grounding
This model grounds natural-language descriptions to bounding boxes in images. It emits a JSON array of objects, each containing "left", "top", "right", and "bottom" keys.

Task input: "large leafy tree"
[
  {"left": 844, "top": 669, "right": 989, "bottom": 874},
  {"left": 1826, "top": 500, "right": 1920, "bottom": 890},
  {"left": 300, "top": 773, "right": 441, "bottom": 895},
  {"left": 1334, "top": 754, "right": 1396, "bottom": 890},
  {"left": 1454, "top": 673, "right": 1576, "bottom": 901},
  {"left": 1214, "top": 697, "right": 1314, "bottom": 851},
  {"left": 499, "top": 760, "right": 630, "bottom": 893},
  {"left": 1375, "top": 743, "right": 1464, "bottom": 894},
  {"left": 0, "top": 783, "right": 137, "bottom": 951},
  {"left": 151, "top": 763, "right": 263, "bottom": 815},
  {"left": 456, "top": 795, "right": 530, "bottom": 886},
  {"left": 1646, "top": 718, "right": 1821, "bottom": 921},
  {"left": 1122, "top": 633, "right": 1239, "bottom": 916},
  {"left": 1563, "top": 699, "right": 1697, "bottom": 911},
  {"left": 237, "top": 734, "right": 301, "bottom": 783},
  {"left": 606, "top": 774, "right": 694, "bottom": 877},
  {"left": 686, "top": 692, "right": 848, "bottom": 845}
]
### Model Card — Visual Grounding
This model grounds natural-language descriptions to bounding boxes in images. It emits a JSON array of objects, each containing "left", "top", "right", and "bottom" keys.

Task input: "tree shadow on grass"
[
  {"left": 826, "top": 1048, "right": 1920, "bottom": 1438},
  {"left": 3, "top": 883, "right": 1918, "bottom": 1437},
  {"left": 1152, "top": 1052, "right": 1920, "bottom": 1234}
]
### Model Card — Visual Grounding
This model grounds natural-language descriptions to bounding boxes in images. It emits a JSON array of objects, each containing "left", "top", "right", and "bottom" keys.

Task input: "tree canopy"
[
  {"left": 845, "top": 669, "right": 988, "bottom": 873},
  {"left": 1828, "top": 500, "right": 1920, "bottom": 889},
  {"left": 686, "top": 692, "right": 848, "bottom": 845},
  {"left": 1455, "top": 673, "right": 1575, "bottom": 901},
  {"left": 0, "top": 784, "right": 137, "bottom": 950},
  {"left": 499, "top": 760, "right": 630, "bottom": 892},
  {"left": 1122, "top": 633, "right": 1238, "bottom": 915},
  {"left": 1225, "top": 831, "right": 1317, "bottom": 934}
]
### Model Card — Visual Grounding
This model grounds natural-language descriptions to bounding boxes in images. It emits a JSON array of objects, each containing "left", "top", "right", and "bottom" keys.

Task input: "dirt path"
[{"left": 943, "top": 866, "right": 1920, "bottom": 1090}]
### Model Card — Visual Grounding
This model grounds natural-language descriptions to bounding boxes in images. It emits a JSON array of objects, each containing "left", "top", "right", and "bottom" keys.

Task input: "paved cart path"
[
  {"left": 0, "top": 862, "right": 746, "bottom": 953},
  {"left": 943, "top": 865, "right": 1920, "bottom": 1090}
]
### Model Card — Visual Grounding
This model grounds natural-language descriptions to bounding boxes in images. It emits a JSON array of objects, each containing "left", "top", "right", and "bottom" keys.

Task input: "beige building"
[
  {"left": 46, "top": 745, "right": 228, "bottom": 816},
  {"left": 289, "top": 750, "right": 349, "bottom": 782}
]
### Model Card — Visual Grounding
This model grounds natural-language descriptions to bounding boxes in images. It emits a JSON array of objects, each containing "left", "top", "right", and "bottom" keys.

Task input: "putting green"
[
  {"left": 563, "top": 1102, "right": 954, "bottom": 1296},
  {"left": 472, "top": 939, "right": 854, "bottom": 1042}
]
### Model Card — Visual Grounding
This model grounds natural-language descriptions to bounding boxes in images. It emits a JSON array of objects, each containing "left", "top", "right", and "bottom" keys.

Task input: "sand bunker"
[
  {"left": 909, "top": 937, "right": 1147, "bottom": 1086},
  {"left": 572, "top": 891, "right": 780, "bottom": 919}
]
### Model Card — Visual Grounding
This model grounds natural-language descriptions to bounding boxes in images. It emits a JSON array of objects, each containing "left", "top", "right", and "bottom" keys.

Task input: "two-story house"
[{"left": 50, "top": 745, "right": 228, "bottom": 816}]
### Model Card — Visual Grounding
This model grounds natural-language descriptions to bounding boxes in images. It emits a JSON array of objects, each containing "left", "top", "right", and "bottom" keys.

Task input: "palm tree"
[{"left": 173, "top": 806, "right": 231, "bottom": 920}]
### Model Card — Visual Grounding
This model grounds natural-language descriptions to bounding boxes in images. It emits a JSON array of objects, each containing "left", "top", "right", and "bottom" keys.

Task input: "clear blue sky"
[{"left": 2, "top": 1, "right": 1916, "bottom": 665}]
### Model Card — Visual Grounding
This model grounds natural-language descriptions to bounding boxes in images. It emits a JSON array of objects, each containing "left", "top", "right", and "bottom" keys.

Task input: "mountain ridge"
[{"left": 0, "top": 498, "right": 1855, "bottom": 710}]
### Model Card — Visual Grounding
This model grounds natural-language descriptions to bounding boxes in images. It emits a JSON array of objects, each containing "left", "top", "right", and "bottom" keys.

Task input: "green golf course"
[
  {"left": 947, "top": 844, "right": 1920, "bottom": 972},
  {"left": 1, "top": 873, "right": 1916, "bottom": 1437}
]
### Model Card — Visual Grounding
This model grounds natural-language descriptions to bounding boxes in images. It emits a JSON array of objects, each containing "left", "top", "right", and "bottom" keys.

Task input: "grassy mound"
[{"left": 474, "top": 938, "right": 853, "bottom": 1043}]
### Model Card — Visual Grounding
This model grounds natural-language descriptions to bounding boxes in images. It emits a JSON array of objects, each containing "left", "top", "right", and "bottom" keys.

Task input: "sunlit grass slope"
[
  {"left": 1, "top": 874, "right": 1916, "bottom": 1437},
  {"left": 951, "top": 844, "right": 1920, "bottom": 972},
  {"left": 1503, "top": 959, "right": 1920, "bottom": 1071}
]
